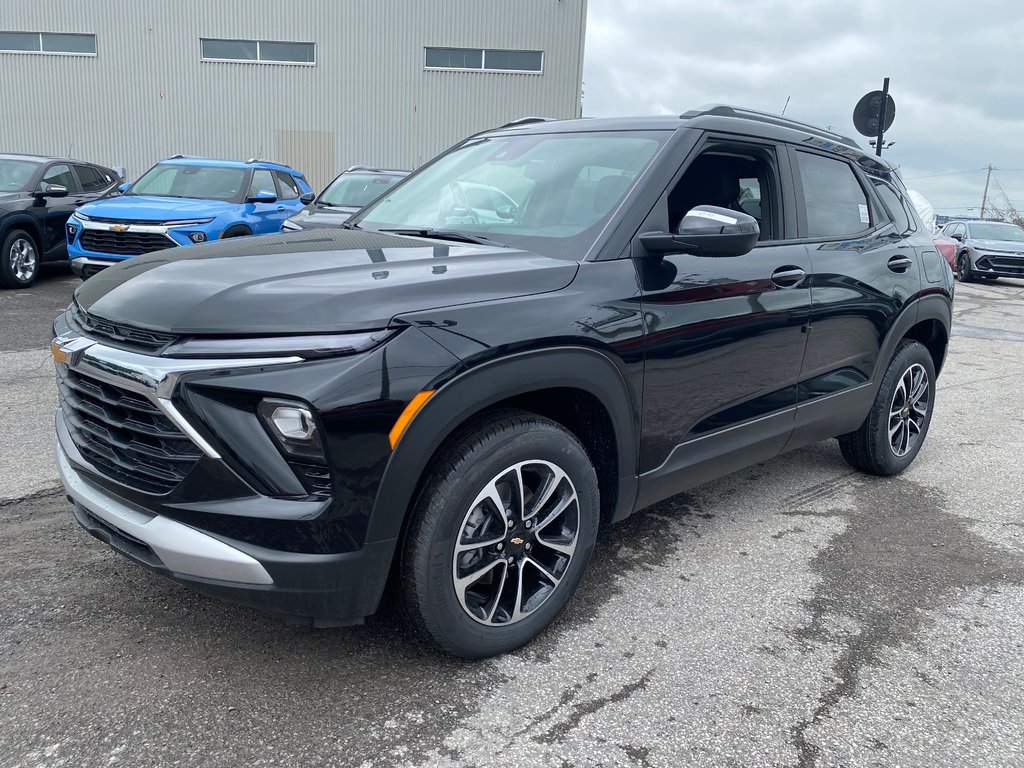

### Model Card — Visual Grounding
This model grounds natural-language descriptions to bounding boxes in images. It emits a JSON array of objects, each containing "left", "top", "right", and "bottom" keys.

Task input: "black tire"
[
  {"left": 982, "top": 275, "right": 999, "bottom": 281},
  {"left": 0, "top": 229, "right": 40, "bottom": 288},
  {"left": 955, "top": 252, "right": 975, "bottom": 283},
  {"left": 400, "top": 410, "right": 600, "bottom": 659},
  {"left": 838, "top": 340, "right": 936, "bottom": 476}
]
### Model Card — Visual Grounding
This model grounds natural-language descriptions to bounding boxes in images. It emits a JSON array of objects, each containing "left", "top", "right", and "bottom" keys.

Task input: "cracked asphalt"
[{"left": 2, "top": 268, "right": 1024, "bottom": 767}]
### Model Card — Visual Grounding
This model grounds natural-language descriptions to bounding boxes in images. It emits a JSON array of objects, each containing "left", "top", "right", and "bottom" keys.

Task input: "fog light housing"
[
  {"left": 188, "top": 231, "right": 207, "bottom": 243},
  {"left": 258, "top": 399, "right": 325, "bottom": 461},
  {"left": 67, "top": 223, "right": 78, "bottom": 238}
]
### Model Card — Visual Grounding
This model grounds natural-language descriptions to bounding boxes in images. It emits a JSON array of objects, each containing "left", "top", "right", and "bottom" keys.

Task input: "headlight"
[
  {"left": 282, "top": 219, "right": 303, "bottom": 231},
  {"left": 161, "top": 329, "right": 397, "bottom": 359},
  {"left": 165, "top": 217, "right": 216, "bottom": 227},
  {"left": 72, "top": 211, "right": 91, "bottom": 222}
]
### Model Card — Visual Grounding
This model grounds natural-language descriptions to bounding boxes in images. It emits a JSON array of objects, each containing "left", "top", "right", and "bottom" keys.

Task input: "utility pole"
[{"left": 980, "top": 164, "right": 995, "bottom": 219}]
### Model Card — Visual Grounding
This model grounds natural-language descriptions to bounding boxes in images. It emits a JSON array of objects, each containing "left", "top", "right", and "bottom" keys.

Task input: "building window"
[
  {"left": 0, "top": 32, "right": 96, "bottom": 55},
  {"left": 201, "top": 38, "right": 315, "bottom": 65},
  {"left": 425, "top": 47, "right": 543, "bottom": 73}
]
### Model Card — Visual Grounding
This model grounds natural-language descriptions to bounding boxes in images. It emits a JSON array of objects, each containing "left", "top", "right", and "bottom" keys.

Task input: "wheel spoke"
[
  {"left": 526, "top": 556, "right": 562, "bottom": 586},
  {"left": 888, "top": 418, "right": 903, "bottom": 440},
  {"left": 480, "top": 479, "right": 511, "bottom": 529},
  {"left": 454, "top": 556, "right": 504, "bottom": 600},
  {"left": 512, "top": 465, "right": 526, "bottom": 524},
  {"left": 485, "top": 563, "right": 509, "bottom": 623},
  {"left": 535, "top": 533, "right": 576, "bottom": 556},
  {"left": 524, "top": 464, "right": 565, "bottom": 520},
  {"left": 510, "top": 562, "right": 526, "bottom": 621},
  {"left": 533, "top": 490, "right": 576, "bottom": 534},
  {"left": 455, "top": 532, "right": 505, "bottom": 554}
]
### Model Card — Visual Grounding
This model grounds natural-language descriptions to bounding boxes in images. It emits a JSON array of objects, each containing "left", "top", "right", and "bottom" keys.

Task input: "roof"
[
  {"left": 0, "top": 152, "right": 64, "bottom": 163},
  {"left": 481, "top": 105, "right": 884, "bottom": 171},
  {"left": 160, "top": 155, "right": 299, "bottom": 173},
  {"left": 344, "top": 165, "right": 409, "bottom": 176}
]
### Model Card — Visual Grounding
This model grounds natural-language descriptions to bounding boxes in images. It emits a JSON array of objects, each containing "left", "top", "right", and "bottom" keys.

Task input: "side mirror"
[
  {"left": 639, "top": 206, "right": 760, "bottom": 258},
  {"left": 949, "top": 232, "right": 963, "bottom": 242},
  {"left": 117, "top": 182, "right": 131, "bottom": 193},
  {"left": 35, "top": 183, "right": 68, "bottom": 199},
  {"left": 247, "top": 189, "right": 278, "bottom": 204},
  {"left": 300, "top": 192, "right": 315, "bottom": 205},
  {"left": 495, "top": 204, "right": 517, "bottom": 220}
]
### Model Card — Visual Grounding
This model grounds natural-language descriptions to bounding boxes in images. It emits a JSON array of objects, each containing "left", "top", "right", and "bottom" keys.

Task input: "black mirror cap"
[
  {"left": 35, "top": 183, "right": 69, "bottom": 199},
  {"left": 300, "top": 192, "right": 315, "bottom": 204},
  {"left": 639, "top": 206, "right": 760, "bottom": 258}
]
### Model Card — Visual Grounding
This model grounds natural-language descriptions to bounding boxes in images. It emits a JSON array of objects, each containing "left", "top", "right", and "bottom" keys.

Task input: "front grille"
[
  {"left": 57, "top": 365, "right": 202, "bottom": 494},
  {"left": 985, "top": 254, "right": 1024, "bottom": 275},
  {"left": 80, "top": 229, "right": 177, "bottom": 256},
  {"left": 69, "top": 303, "right": 177, "bottom": 353}
]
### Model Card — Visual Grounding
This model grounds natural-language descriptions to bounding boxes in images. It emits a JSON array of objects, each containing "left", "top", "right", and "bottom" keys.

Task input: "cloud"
[{"left": 583, "top": 0, "right": 1024, "bottom": 218}]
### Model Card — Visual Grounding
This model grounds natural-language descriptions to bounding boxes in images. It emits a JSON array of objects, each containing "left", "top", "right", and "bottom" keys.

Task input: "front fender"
[{"left": 365, "top": 346, "right": 640, "bottom": 543}]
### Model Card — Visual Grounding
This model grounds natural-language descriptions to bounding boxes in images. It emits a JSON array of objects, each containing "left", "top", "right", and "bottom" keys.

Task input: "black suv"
[
  {"left": 52, "top": 107, "right": 952, "bottom": 658},
  {"left": 0, "top": 153, "right": 121, "bottom": 287}
]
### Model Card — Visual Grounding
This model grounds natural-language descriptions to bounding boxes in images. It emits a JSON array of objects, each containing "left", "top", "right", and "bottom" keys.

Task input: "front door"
[
  {"left": 635, "top": 139, "right": 813, "bottom": 508},
  {"left": 37, "top": 163, "right": 83, "bottom": 258}
]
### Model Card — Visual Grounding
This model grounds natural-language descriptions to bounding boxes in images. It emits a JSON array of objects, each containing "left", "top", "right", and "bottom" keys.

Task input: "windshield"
[
  {"left": 320, "top": 173, "right": 404, "bottom": 208},
  {"left": 354, "top": 131, "right": 667, "bottom": 259},
  {"left": 128, "top": 163, "right": 246, "bottom": 201},
  {"left": 969, "top": 222, "right": 1024, "bottom": 242},
  {"left": 0, "top": 159, "right": 40, "bottom": 192}
]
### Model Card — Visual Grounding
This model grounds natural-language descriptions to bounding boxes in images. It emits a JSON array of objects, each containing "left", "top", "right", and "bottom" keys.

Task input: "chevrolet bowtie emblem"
[
  {"left": 510, "top": 537, "right": 524, "bottom": 545},
  {"left": 51, "top": 336, "right": 95, "bottom": 366},
  {"left": 111, "top": 224, "right": 130, "bottom": 232}
]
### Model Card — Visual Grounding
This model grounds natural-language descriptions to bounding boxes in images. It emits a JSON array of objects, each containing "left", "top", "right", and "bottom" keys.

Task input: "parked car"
[
  {"left": 940, "top": 219, "right": 1024, "bottom": 282},
  {"left": 0, "top": 153, "right": 120, "bottom": 287},
  {"left": 933, "top": 235, "right": 957, "bottom": 272},
  {"left": 52, "top": 106, "right": 952, "bottom": 658},
  {"left": 66, "top": 156, "right": 313, "bottom": 278},
  {"left": 283, "top": 166, "right": 407, "bottom": 231}
]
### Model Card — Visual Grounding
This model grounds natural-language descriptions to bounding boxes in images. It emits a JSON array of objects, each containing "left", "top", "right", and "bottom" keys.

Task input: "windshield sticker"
[
  {"left": 859, "top": 204, "right": 869, "bottom": 224},
  {"left": 689, "top": 210, "right": 737, "bottom": 225}
]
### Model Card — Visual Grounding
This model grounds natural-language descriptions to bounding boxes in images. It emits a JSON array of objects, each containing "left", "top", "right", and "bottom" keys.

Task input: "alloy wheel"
[
  {"left": 9, "top": 237, "right": 37, "bottom": 283},
  {"left": 888, "top": 363, "right": 930, "bottom": 457},
  {"left": 452, "top": 460, "right": 580, "bottom": 626}
]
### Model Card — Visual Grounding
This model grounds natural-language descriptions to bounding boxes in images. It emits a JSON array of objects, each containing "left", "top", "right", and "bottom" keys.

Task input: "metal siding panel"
[{"left": 1, "top": 0, "right": 586, "bottom": 189}]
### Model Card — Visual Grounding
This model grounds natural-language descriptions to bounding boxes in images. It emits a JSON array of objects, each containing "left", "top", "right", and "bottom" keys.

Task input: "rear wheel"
[
  {"left": 838, "top": 340, "right": 935, "bottom": 476},
  {"left": 0, "top": 229, "right": 40, "bottom": 288},
  {"left": 956, "top": 252, "right": 974, "bottom": 283},
  {"left": 400, "top": 411, "right": 600, "bottom": 658}
]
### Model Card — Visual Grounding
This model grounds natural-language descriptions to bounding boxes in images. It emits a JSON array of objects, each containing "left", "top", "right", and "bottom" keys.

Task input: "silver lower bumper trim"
[{"left": 56, "top": 445, "right": 274, "bottom": 586}]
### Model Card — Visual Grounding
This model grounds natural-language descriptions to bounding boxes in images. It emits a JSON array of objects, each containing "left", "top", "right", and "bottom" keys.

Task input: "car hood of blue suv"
[{"left": 77, "top": 195, "right": 239, "bottom": 221}]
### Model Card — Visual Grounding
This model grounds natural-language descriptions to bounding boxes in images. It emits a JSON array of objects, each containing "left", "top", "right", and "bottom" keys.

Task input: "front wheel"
[
  {"left": 956, "top": 252, "right": 975, "bottom": 283},
  {"left": 838, "top": 340, "right": 936, "bottom": 476},
  {"left": 400, "top": 411, "right": 600, "bottom": 658},
  {"left": 0, "top": 229, "right": 40, "bottom": 288}
]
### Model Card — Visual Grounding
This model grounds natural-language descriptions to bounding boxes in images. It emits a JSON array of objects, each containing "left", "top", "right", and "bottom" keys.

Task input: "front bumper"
[
  {"left": 69, "top": 256, "right": 119, "bottom": 278},
  {"left": 973, "top": 252, "right": 1024, "bottom": 278},
  {"left": 58, "top": 437, "right": 396, "bottom": 625}
]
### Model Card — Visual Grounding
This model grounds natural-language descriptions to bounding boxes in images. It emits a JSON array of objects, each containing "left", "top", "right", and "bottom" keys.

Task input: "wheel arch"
[
  {"left": 221, "top": 223, "right": 252, "bottom": 238},
  {"left": 1, "top": 215, "right": 43, "bottom": 249},
  {"left": 874, "top": 295, "right": 951, "bottom": 384},
  {"left": 366, "top": 347, "right": 640, "bottom": 545}
]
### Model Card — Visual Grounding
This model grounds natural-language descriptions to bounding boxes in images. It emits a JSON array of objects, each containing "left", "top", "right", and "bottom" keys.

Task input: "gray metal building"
[{"left": 1, "top": 0, "right": 587, "bottom": 189}]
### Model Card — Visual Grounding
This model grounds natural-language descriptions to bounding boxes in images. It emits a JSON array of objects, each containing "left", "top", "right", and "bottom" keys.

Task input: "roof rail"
[
  {"left": 345, "top": 165, "right": 409, "bottom": 174},
  {"left": 496, "top": 116, "right": 556, "bottom": 130},
  {"left": 680, "top": 104, "right": 860, "bottom": 149},
  {"left": 246, "top": 157, "right": 292, "bottom": 168},
  {"left": 166, "top": 154, "right": 203, "bottom": 160}
]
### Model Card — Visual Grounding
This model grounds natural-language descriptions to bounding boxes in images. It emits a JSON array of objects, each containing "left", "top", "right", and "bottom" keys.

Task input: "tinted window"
[
  {"left": 201, "top": 39, "right": 257, "bottom": 60},
  {"left": 0, "top": 158, "right": 40, "bottom": 191},
  {"left": 425, "top": 47, "right": 483, "bottom": 69},
  {"left": 967, "top": 222, "right": 1024, "bottom": 242},
  {"left": 40, "top": 33, "right": 95, "bottom": 54},
  {"left": 42, "top": 163, "right": 79, "bottom": 192},
  {"left": 872, "top": 179, "right": 911, "bottom": 234},
  {"left": 275, "top": 171, "right": 300, "bottom": 199},
  {"left": 0, "top": 32, "right": 40, "bottom": 51},
  {"left": 74, "top": 164, "right": 109, "bottom": 193},
  {"left": 249, "top": 170, "right": 276, "bottom": 198},
  {"left": 130, "top": 164, "right": 246, "bottom": 200},
  {"left": 260, "top": 41, "right": 314, "bottom": 63},
  {"left": 795, "top": 151, "right": 871, "bottom": 238},
  {"left": 483, "top": 50, "right": 543, "bottom": 72},
  {"left": 320, "top": 173, "right": 403, "bottom": 207}
]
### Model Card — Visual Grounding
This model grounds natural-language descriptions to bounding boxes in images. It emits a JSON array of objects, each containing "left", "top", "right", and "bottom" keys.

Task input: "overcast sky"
[{"left": 582, "top": 0, "right": 1024, "bottom": 220}]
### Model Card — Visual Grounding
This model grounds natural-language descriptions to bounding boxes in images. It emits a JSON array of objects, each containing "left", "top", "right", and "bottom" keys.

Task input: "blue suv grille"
[{"left": 80, "top": 229, "right": 177, "bottom": 256}]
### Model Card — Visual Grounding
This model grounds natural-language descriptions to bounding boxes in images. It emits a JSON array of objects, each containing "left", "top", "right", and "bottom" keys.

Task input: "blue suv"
[{"left": 66, "top": 156, "right": 313, "bottom": 278}]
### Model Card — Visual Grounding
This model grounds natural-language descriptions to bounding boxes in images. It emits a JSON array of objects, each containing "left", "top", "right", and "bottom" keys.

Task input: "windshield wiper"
[{"left": 378, "top": 228, "right": 508, "bottom": 247}]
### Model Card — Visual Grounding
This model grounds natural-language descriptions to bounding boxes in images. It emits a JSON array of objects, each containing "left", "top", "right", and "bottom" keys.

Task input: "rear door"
[
  {"left": 635, "top": 136, "right": 813, "bottom": 506},
  {"left": 786, "top": 147, "right": 924, "bottom": 445},
  {"left": 248, "top": 168, "right": 288, "bottom": 233}
]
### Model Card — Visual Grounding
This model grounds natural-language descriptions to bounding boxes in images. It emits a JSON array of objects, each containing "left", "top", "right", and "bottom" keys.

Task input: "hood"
[
  {"left": 74, "top": 229, "right": 579, "bottom": 335},
  {"left": 285, "top": 205, "right": 357, "bottom": 230},
  {"left": 77, "top": 195, "right": 238, "bottom": 222},
  {"left": 972, "top": 238, "right": 1024, "bottom": 253}
]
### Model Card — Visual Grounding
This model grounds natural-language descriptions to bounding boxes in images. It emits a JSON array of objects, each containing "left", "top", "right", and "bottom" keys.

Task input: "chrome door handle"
[
  {"left": 771, "top": 266, "right": 807, "bottom": 288},
  {"left": 887, "top": 255, "right": 913, "bottom": 272}
]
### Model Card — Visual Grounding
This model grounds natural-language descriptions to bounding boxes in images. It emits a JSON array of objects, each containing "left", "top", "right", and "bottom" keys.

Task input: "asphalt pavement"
[{"left": 2, "top": 269, "right": 1023, "bottom": 768}]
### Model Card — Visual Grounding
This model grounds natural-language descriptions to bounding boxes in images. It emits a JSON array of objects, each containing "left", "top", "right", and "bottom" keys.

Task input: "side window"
[
  {"left": 795, "top": 151, "right": 871, "bottom": 238},
  {"left": 41, "top": 163, "right": 80, "bottom": 193},
  {"left": 871, "top": 179, "right": 911, "bottom": 234},
  {"left": 73, "top": 164, "right": 109, "bottom": 193},
  {"left": 666, "top": 147, "right": 780, "bottom": 241},
  {"left": 274, "top": 171, "right": 300, "bottom": 200},
  {"left": 249, "top": 169, "right": 276, "bottom": 198}
]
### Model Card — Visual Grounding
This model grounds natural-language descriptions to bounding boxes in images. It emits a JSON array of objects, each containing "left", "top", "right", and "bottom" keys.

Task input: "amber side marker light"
[
  {"left": 389, "top": 390, "right": 435, "bottom": 449},
  {"left": 51, "top": 341, "right": 68, "bottom": 364}
]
